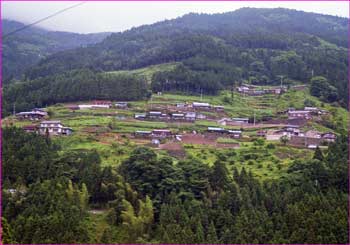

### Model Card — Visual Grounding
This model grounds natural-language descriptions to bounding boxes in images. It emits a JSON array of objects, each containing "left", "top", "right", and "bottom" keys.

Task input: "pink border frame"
[{"left": 0, "top": 1, "right": 349, "bottom": 244}]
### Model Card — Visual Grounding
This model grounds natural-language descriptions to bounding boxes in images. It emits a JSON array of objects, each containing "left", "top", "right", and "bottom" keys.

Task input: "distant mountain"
[
  {"left": 26, "top": 8, "right": 348, "bottom": 76},
  {"left": 2, "top": 19, "right": 111, "bottom": 82}
]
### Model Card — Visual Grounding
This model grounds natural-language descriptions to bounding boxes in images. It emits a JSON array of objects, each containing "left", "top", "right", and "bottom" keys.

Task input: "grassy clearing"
[
  {"left": 217, "top": 137, "right": 240, "bottom": 144},
  {"left": 53, "top": 132, "right": 133, "bottom": 167},
  {"left": 105, "top": 62, "right": 179, "bottom": 83},
  {"left": 184, "top": 139, "right": 313, "bottom": 180}
]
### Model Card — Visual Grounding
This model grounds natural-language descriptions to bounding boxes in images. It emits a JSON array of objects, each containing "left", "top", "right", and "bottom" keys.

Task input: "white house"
[
  {"left": 192, "top": 102, "right": 211, "bottom": 109},
  {"left": 39, "top": 121, "right": 72, "bottom": 136},
  {"left": 185, "top": 112, "right": 196, "bottom": 121}
]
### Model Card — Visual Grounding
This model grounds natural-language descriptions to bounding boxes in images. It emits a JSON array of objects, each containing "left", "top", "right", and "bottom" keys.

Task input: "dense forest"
[
  {"left": 2, "top": 19, "right": 110, "bottom": 82},
  {"left": 2, "top": 127, "right": 348, "bottom": 243},
  {"left": 3, "top": 70, "right": 150, "bottom": 114}
]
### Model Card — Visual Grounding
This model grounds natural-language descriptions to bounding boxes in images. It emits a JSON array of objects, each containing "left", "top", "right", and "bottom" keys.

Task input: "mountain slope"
[
  {"left": 2, "top": 19, "right": 111, "bottom": 82},
  {"left": 3, "top": 8, "right": 349, "bottom": 115},
  {"left": 26, "top": 8, "right": 348, "bottom": 77}
]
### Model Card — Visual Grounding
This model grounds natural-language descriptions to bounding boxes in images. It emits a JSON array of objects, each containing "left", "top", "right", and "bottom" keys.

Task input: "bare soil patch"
[{"left": 159, "top": 141, "right": 186, "bottom": 159}]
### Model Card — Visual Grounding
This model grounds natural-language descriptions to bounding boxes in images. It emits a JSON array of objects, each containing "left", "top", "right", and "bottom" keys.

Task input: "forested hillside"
[
  {"left": 2, "top": 19, "right": 110, "bottom": 82},
  {"left": 2, "top": 127, "right": 348, "bottom": 243},
  {"left": 17, "top": 8, "right": 348, "bottom": 107}
]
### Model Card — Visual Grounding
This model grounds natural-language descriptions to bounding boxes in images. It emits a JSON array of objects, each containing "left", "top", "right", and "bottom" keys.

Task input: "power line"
[{"left": 3, "top": 2, "right": 86, "bottom": 40}]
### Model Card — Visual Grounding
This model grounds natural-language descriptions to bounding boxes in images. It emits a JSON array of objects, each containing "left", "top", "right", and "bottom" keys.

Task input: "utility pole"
[
  {"left": 231, "top": 82, "right": 234, "bottom": 102},
  {"left": 280, "top": 75, "right": 284, "bottom": 88},
  {"left": 253, "top": 110, "right": 256, "bottom": 126},
  {"left": 304, "top": 135, "right": 307, "bottom": 147},
  {"left": 13, "top": 103, "right": 16, "bottom": 116}
]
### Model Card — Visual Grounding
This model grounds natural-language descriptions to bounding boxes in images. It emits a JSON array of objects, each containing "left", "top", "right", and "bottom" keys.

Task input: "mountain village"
[{"left": 11, "top": 84, "right": 337, "bottom": 152}]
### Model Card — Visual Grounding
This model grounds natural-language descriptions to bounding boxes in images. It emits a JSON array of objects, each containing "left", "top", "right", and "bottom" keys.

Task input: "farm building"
[
  {"left": 115, "top": 102, "right": 128, "bottom": 108},
  {"left": 218, "top": 118, "right": 231, "bottom": 126},
  {"left": 185, "top": 112, "right": 196, "bottom": 121},
  {"left": 149, "top": 111, "right": 162, "bottom": 119},
  {"left": 135, "top": 131, "right": 152, "bottom": 138},
  {"left": 227, "top": 130, "right": 242, "bottom": 138},
  {"left": 218, "top": 118, "right": 248, "bottom": 126},
  {"left": 171, "top": 113, "right": 185, "bottom": 120},
  {"left": 304, "top": 107, "right": 319, "bottom": 112},
  {"left": 288, "top": 110, "right": 311, "bottom": 120},
  {"left": 192, "top": 102, "right": 211, "bottom": 109},
  {"left": 196, "top": 114, "right": 206, "bottom": 119},
  {"left": 22, "top": 125, "right": 38, "bottom": 133},
  {"left": 232, "top": 118, "right": 249, "bottom": 124},
  {"left": 135, "top": 113, "right": 147, "bottom": 119},
  {"left": 237, "top": 85, "right": 286, "bottom": 96},
  {"left": 33, "top": 108, "right": 48, "bottom": 115},
  {"left": 257, "top": 130, "right": 267, "bottom": 137},
  {"left": 246, "top": 90, "right": 265, "bottom": 96},
  {"left": 319, "top": 109, "right": 329, "bottom": 115},
  {"left": 283, "top": 125, "right": 300, "bottom": 135},
  {"left": 79, "top": 104, "right": 110, "bottom": 109},
  {"left": 305, "top": 130, "right": 322, "bottom": 139},
  {"left": 213, "top": 105, "right": 224, "bottom": 111},
  {"left": 151, "top": 139, "right": 160, "bottom": 145},
  {"left": 237, "top": 86, "right": 249, "bottom": 93},
  {"left": 78, "top": 100, "right": 112, "bottom": 109},
  {"left": 263, "top": 88, "right": 282, "bottom": 94},
  {"left": 152, "top": 129, "right": 172, "bottom": 138},
  {"left": 207, "top": 127, "right": 226, "bottom": 133},
  {"left": 16, "top": 111, "right": 47, "bottom": 121},
  {"left": 39, "top": 121, "right": 73, "bottom": 136},
  {"left": 176, "top": 103, "right": 186, "bottom": 108},
  {"left": 92, "top": 100, "right": 112, "bottom": 105},
  {"left": 322, "top": 132, "right": 336, "bottom": 142}
]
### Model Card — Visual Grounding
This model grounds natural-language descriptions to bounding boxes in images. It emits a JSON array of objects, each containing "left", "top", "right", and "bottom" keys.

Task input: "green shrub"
[{"left": 266, "top": 143, "right": 276, "bottom": 149}]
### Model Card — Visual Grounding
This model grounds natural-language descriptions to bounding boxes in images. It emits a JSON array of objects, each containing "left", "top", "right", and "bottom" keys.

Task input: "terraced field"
[{"left": 4, "top": 87, "right": 348, "bottom": 180}]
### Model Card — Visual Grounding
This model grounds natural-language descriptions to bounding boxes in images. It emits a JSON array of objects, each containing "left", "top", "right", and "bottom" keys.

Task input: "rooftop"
[
  {"left": 193, "top": 102, "right": 210, "bottom": 107},
  {"left": 41, "top": 120, "right": 61, "bottom": 124}
]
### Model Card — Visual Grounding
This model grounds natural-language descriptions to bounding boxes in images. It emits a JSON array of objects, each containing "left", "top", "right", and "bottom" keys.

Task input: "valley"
[{"left": 2, "top": 6, "right": 349, "bottom": 244}]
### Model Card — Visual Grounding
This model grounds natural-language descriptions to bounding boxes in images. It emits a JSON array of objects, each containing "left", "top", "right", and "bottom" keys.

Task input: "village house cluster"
[
  {"left": 135, "top": 102, "right": 225, "bottom": 122},
  {"left": 134, "top": 129, "right": 181, "bottom": 145},
  {"left": 15, "top": 108, "right": 72, "bottom": 136},
  {"left": 264, "top": 125, "right": 336, "bottom": 148},
  {"left": 68, "top": 100, "right": 128, "bottom": 110},
  {"left": 135, "top": 111, "right": 198, "bottom": 122},
  {"left": 207, "top": 127, "right": 242, "bottom": 138},
  {"left": 237, "top": 84, "right": 287, "bottom": 96},
  {"left": 236, "top": 84, "right": 308, "bottom": 97},
  {"left": 14, "top": 95, "right": 336, "bottom": 149},
  {"left": 287, "top": 107, "right": 328, "bottom": 120},
  {"left": 133, "top": 126, "right": 242, "bottom": 146}
]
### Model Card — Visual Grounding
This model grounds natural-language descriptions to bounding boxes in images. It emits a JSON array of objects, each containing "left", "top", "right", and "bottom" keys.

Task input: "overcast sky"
[{"left": 2, "top": 1, "right": 348, "bottom": 34}]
